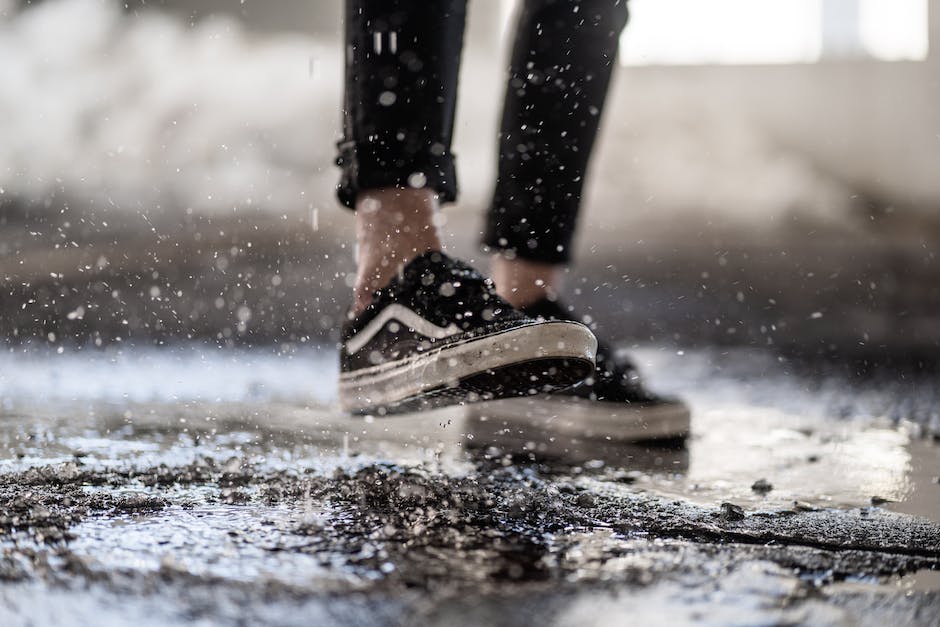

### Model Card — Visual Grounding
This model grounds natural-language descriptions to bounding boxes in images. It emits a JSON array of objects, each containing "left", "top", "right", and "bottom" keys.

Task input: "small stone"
[
  {"left": 576, "top": 493, "right": 596, "bottom": 508},
  {"left": 751, "top": 478, "right": 773, "bottom": 494},
  {"left": 607, "top": 470, "right": 639, "bottom": 484},
  {"left": 720, "top": 502, "right": 745, "bottom": 521},
  {"left": 870, "top": 496, "right": 893, "bottom": 506}
]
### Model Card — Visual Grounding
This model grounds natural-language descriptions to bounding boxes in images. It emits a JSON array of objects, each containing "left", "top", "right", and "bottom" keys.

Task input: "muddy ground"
[{"left": 0, "top": 347, "right": 938, "bottom": 626}]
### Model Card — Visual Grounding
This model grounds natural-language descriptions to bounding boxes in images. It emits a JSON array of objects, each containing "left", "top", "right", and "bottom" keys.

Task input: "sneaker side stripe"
[{"left": 345, "top": 304, "right": 461, "bottom": 355}]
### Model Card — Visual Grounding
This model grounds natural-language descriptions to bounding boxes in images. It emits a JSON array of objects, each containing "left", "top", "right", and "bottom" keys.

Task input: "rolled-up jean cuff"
[{"left": 335, "top": 141, "right": 459, "bottom": 209}]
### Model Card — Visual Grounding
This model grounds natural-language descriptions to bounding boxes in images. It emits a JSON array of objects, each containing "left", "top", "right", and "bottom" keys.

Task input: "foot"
[
  {"left": 338, "top": 252, "right": 598, "bottom": 415},
  {"left": 470, "top": 298, "right": 690, "bottom": 441}
]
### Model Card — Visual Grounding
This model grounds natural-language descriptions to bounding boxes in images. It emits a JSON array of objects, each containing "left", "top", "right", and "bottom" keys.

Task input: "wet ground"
[{"left": 0, "top": 346, "right": 938, "bottom": 626}]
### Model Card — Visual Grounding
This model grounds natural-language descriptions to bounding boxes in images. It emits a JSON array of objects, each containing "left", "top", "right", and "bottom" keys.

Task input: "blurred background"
[{"left": 1, "top": 0, "right": 937, "bottom": 361}]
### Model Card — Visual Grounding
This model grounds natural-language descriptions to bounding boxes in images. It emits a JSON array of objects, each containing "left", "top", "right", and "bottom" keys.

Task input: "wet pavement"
[
  {"left": 3, "top": 2, "right": 939, "bottom": 622},
  {"left": 0, "top": 346, "right": 938, "bottom": 626}
]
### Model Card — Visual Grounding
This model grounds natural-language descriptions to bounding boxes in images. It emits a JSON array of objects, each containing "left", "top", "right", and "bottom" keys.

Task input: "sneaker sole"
[
  {"left": 465, "top": 395, "right": 691, "bottom": 442},
  {"left": 339, "top": 320, "right": 597, "bottom": 415}
]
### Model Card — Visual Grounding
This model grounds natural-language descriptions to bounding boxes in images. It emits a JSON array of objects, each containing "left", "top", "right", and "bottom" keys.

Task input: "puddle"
[
  {"left": 887, "top": 437, "right": 940, "bottom": 522},
  {"left": 0, "top": 345, "right": 937, "bottom": 626},
  {"left": 1, "top": 347, "right": 937, "bottom": 527},
  {"left": 634, "top": 413, "right": 925, "bottom": 512},
  {"left": 69, "top": 504, "right": 349, "bottom": 587}
]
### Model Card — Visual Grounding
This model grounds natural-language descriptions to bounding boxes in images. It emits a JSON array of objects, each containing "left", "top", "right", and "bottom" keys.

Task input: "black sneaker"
[
  {"left": 468, "top": 298, "right": 690, "bottom": 442},
  {"left": 338, "top": 252, "right": 597, "bottom": 415}
]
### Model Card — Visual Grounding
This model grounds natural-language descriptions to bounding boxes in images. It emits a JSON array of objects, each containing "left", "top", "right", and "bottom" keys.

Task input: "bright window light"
[
  {"left": 620, "top": 0, "right": 822, "bottom": 65},
  {"left": 859, "top": 0, "right": 929, "bottom": 61},
  {"left": 619, "top": 0, "right": 929, "bottom": 65}
]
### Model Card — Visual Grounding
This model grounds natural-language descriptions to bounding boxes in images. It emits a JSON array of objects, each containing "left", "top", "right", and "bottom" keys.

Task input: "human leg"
[
  {"left": 484, "top": 0, "right": 629, "bottom": 308},
  {"left": 338, "top": 0, "right": 466, "bottom": 313},
  {"left": 335, "top": 0, "right": 597, "bottom": 413},
  {"left": 474, "top": 0, "right": 689, "bottom": 439},
  {"left": 353, "top": 188, "right": 441, "bottom": 315},
  {"left": 490, "top": 255, "right": 564, "bottom": 310}
]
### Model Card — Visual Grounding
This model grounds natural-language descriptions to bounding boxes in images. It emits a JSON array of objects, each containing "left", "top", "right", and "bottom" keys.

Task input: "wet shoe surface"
[
  {"left": 470, "top": 297, "right": 691, "bottom": 441},
  {"left": 338, "top": 252, "right": 597, "bottom": 414}
]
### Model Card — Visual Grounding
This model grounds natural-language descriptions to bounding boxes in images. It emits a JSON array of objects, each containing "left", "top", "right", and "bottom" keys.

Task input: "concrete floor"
[{"left": 0, "top": 346, "right": 938, "bottom": 626}]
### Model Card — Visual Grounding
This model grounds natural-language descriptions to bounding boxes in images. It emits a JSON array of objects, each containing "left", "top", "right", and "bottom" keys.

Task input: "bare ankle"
[
  {"left": 353, "top": 187, "right": 443, "bottom": 314},
  {"left": 490, "top": 254, "right": 563, "bottom": 309}
]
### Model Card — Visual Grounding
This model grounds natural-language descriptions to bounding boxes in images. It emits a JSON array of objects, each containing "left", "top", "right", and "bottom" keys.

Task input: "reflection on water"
[
  {"left": 1, "top": 406, "right": 936, "bottom": 526},
  {"left": 0, "top": 346, "right": 937, "bottom": 524},
  {"left": 1, "top": 346, "right": 938, "bottom": 622},
  {"left": 461, "top": 412, "right": 689, "bottom": 475},
  {"left": 456, "top": 404, "right": 936, "bottom": 519},
  {"left": 70, "top": 505, "right": 339, "bottom": 587},
  {"left": 667, "top": 405, "right": 916, "bottom": 510},
  {"left": 886, "top": 437, "right": 940, "bottom": 532}
]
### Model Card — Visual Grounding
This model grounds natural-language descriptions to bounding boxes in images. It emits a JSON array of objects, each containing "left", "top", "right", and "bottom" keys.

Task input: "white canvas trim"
[{"left": 345, "top": 304, "right": 461, "bottom": 355}]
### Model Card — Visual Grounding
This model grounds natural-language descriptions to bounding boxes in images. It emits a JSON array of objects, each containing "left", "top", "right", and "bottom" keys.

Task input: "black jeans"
[{"left": 337, "top": 0, "right": 628, "bottom": 264}]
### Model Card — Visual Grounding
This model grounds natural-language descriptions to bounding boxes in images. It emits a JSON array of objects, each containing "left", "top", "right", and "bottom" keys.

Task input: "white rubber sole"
[
  {"left": 339, "top": 320, "right": 597, "bottom": 414},
  {"left": 465, "top": 394, "right": 691, "bottom": 442}
]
